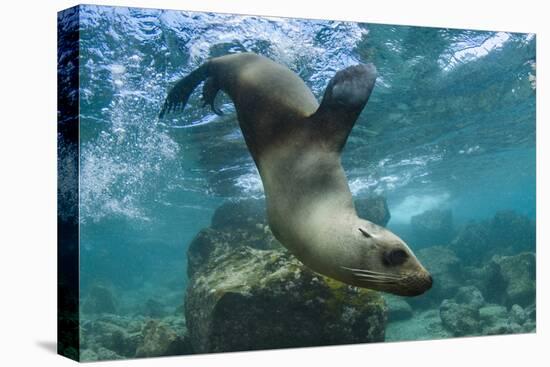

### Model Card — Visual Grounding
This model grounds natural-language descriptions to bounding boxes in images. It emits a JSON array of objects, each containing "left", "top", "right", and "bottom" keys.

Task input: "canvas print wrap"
[{"left": 57, "top": 4, "right": 536, "bottom": 362}]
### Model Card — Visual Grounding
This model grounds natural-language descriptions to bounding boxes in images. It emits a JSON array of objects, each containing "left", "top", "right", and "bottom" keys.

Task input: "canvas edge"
[{"left": 57, "top": 4, "right": 81, "bottom": 362}]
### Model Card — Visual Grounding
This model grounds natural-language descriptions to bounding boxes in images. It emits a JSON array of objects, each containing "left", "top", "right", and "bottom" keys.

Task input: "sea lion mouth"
[{"left": 341, "top": 266, "right": 432, "bottom": 296}]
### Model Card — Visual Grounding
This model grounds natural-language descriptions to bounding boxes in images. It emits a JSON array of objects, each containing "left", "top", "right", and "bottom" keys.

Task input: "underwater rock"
[
  {"left": 384, "top": 295, "right": 413, "bottom": 321},
  {"left": 410, "top": 246, "right": 462, "bottom": 308},
  {"left": 450, "top": 221, "right": 491, "bottom": 264},
  {"left": 493, "top": 252, "right": 536, "bottom": 307},
  {"left": 479, "top": 302, "right": 534, "bottom": 336},
  {"left": 185, "top": 246, "right": 387, "bottom": 353},
  {"left": 478, "top": 303, "right": 531, "bottom": 335},
  {"left": 439, "top": 299, "right": 480, "bottom": 337},
  {"left": 462, "top": 260, "right": 507, "bottom": 304},
  {"left": 94, "top": 346, "right": 123, "bottom": 361},
  {"left": 135, "top": 319, "right": 184, "bottom": 358},
  {"left": 454, "top": 286, "right": 485, "bottom": 310},
  {"left": 211, "top": 198, "right": 268, "bottom": 231},
  {"left": 88, "top": 319, "right": 141, "bottom": 358},
  {"left": 483, "top": 321, "right": 520, "bottom": 336},
  {"left": 80, "top": 314, "right": 141, "bottom": 360},
  {"left": 189, "top": 198, "right": 285, "bottom": 278},
  {"left": 439, "top": 285, "right": 487, "bottom": 336},
  {"left": 80, "top": 349, "right": 99, "bottom": 362},
  {"left": 385, "top": 308, "right": 452, "bottom": 342},
  {"left": 479, "top": 305, "right": 508, "bottom": 326},
  {"left": 187, "top": 226, "right": 281, "bottom": 278},
  {"left": 451, "top": 211, "right": 535, "bottom": 265},
  {"left": 509, "top": 304, "right": 527, "bottom": 325},
  {"left": 490, "top": 211, "right": 535, "bottom": 254},
  {"left": 410, "top": 209, "right": 453, "bottom": 247},
  {"left": 82, "top": 284, "right": 117, "bottom": 315},
  {"left": 157, "top": 315, "right": 194, "bottom": 355},
  {"left": 79, "top": 312, "right": 192, "bottom": 360},
  {"left": 522, "top": 320, "right": 536, "bottom": 333},
  {"left": 354, "top": 196, "right": 391, "bottom": 226}
]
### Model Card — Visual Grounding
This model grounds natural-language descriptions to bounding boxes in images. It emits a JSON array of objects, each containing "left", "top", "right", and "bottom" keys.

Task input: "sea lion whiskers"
[
  {"left": 353, "top": 276, "right": 398, "bottom": 285},
  {"left": 341, "top": 266, "right": 404, "bottom": 280},
  {"left": 356, "top": 272, "right": 404, "bottom": 281},
  {"left": 340, "top": 266, "right": 405, "bottom": 285},
  {"left": 352, "top": 273, "right": 403, "bottom": 282}
]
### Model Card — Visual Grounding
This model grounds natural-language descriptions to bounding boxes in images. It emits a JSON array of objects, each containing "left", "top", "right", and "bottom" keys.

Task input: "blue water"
[{"left": 66, "top": 4, "right": 536, "bottom": 359}]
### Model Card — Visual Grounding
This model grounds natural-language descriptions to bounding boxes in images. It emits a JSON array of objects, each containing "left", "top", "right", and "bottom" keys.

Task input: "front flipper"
[
  {"left": 202, "top": 76, "right": 223, "bottom": 116},
  {"left": 310, "top": 63, "right": 377, "bottom": 151}
]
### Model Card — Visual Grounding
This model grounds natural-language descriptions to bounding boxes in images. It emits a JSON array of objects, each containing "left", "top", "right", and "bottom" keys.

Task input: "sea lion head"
[{"left": 341, "top": 219, "right": 432, "bottom": 296}]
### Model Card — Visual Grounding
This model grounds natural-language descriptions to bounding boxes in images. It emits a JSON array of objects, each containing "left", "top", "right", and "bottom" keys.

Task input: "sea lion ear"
[
  {"left": 309, "top": 63, "right": 377, "bottom": 152},
  {"left": 358, "top": 227, "right": 373, "bottom": 238}
]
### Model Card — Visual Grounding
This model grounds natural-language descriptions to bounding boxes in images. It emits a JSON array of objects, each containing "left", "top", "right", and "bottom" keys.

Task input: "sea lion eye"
[{"left": 383, "top": 249, "right": 408, "bottom": 266}]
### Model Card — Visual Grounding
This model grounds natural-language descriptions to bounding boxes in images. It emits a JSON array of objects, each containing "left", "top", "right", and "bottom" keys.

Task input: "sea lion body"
[{"left": 161, "top": 53, "right": 432, "bottom": 296}]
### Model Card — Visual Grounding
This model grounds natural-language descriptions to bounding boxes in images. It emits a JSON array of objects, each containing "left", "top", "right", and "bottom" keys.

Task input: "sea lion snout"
[
  {"left": 416, "top": 271, "right": 433, "bottom": 293},
  {"left": 394, "top": 270, "right": 433, "bottom": 296}
]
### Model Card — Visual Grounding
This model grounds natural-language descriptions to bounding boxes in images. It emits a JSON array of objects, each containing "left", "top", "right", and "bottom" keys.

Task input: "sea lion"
[{"left": 160, "top": 52, "right": 432, "bottom": 296}]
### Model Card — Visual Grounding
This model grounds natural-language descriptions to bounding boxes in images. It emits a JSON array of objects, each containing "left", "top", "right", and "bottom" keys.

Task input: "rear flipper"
[{"left": 310, "top": 63, "right": 377, "bottom": 151}]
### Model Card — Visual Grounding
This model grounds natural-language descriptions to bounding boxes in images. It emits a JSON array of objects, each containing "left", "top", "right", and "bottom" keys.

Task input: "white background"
[{"left": 0, "top": 0, "right": 547, "bottom": 366}]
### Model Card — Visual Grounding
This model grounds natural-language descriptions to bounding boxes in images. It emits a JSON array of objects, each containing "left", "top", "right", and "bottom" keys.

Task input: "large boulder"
[
  {"left": 187, "top": 199, "right": 284, "bottom": 279},
  {"left": 185, "top": 245, "right": 387, "bottom": 353},
  {"left": 187, "top": 227, "right": 280, "bottom": 278},
  {"left": 410, "top": 209, "right": 453, "bottom": 247},
  {"left": 354, "top": 196, "right": 391, "bottom": 226}
]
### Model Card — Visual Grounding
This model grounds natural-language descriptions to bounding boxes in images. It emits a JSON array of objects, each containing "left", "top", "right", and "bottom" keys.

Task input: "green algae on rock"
[{"left": 185, "top": 242, "right": 387, "bottom": 353}]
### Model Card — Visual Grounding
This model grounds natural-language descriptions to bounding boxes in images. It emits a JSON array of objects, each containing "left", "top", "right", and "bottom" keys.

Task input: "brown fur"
[{"left": 162, "top": 53, "right": 432, "bottom": 296}]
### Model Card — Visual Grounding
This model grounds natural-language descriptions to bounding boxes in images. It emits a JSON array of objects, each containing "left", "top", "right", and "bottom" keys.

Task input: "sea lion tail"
[{"left": 159, "top": 61, "right": 222, "bottom": 119}]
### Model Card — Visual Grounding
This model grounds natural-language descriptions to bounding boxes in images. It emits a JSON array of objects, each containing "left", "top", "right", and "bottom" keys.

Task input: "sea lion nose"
[{"left": 425, "top": 273, "right": 433, "bottom": 290}]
